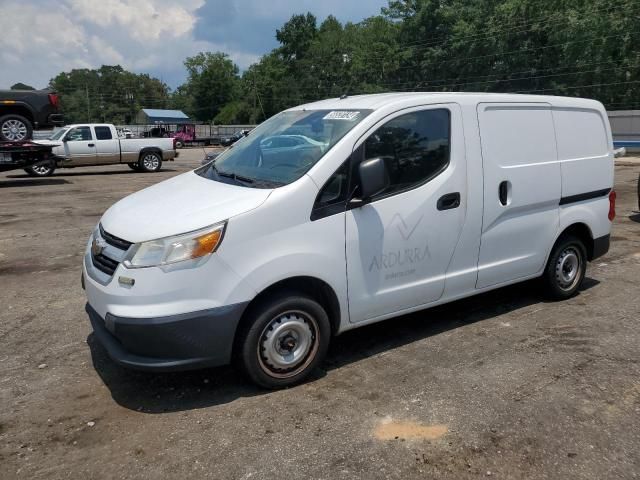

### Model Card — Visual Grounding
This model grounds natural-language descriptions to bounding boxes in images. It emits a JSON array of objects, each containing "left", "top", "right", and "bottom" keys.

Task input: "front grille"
[
  {"left": 90, "top": 225, "right": 132, "bottom": 278},
  {"left": 92, "top": 252, "right": 119, "bottom": 276},
  {"left": 100, "top": 225, "right": 133, "bottom": 250}
]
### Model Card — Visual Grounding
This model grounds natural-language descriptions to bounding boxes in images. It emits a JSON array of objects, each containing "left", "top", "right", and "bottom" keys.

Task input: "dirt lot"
[{"left": 1, "top": 150, "right": 639, "bottom": 479}]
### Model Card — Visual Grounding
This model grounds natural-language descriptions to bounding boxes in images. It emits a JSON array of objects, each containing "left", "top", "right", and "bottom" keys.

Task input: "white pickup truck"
[{"left": 30, "top": 123, "right": 177, "bottom": 176}]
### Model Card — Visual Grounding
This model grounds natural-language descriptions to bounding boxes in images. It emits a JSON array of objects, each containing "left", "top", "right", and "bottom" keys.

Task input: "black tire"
[
  {"left": 138, "top": 151, "right": 162, "bottom": 172},
  {"left": 542, "top": 235, "right": 587, "bottom": 300},
  {"left": 637, "top": 172, "right": 639, "bottom": 212},
  {"left": 127, "top": 163, "right": 140, "bottom": 171},
  {"left": 235, "top": 291, "right": 331, "bottom": 389},
  {"left": 0, "top": 114, "right": 33, "bottom": 142},
  {"left": 24, "top": 161, "right": 55, "bottom": 177},
  {"left": 175, "top": 140, "right": 184, "bottom": 149}
]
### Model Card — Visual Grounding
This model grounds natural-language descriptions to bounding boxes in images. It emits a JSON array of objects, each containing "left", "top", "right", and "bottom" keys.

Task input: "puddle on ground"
[{"left": 374, "top": 419, "right": 448, "bottom": 441}]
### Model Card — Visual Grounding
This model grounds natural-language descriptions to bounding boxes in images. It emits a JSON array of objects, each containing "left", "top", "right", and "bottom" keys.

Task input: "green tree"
[
  {"left": 181, "top": 52, "right": 240, "bottom": 122},
  {"left": 10, "top": 82, "right": 35, "bottom": 90},
  {"left": 50, "top": 65, "right": 169, "bottom": 124}
]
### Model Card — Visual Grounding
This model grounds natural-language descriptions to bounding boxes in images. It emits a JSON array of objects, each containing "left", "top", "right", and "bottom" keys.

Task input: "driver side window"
[
  {"left": 363, "top": 108, "right": 450, "bottom": 199},
  {"left": 66, "top": 126, "right": 93, "bottom": 142}
]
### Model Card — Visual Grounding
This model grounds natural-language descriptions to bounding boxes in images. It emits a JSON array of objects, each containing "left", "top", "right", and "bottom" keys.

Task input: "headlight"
[{"left": 123, "top": 222, "right": 226, "bottom": 268}]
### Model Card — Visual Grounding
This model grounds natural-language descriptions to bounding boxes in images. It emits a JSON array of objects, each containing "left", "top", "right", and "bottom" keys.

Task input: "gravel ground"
[{"left": 0, "top": 150, "right": 639, "bottom": 479}]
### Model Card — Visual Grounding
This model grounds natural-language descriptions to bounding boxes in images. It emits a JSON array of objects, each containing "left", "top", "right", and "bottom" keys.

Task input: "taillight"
[
  {"left": 608, "top": 190, "right": 616, "bottom": 221},
  {"left": 48, "top": 93, "right": 59, "bottom": 109}
]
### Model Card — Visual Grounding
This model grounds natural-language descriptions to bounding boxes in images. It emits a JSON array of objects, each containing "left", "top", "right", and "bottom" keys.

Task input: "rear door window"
[{"left": 94, "top": 126, "right": 113, "bottom": 140}]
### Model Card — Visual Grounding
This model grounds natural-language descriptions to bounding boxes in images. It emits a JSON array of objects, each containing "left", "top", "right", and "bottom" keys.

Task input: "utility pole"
[{"left": 85, "top": 85, "right": 90, "bottom": 122}]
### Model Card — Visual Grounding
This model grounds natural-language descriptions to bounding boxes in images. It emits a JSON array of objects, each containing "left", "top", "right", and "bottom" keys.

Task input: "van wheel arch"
[
  {"left": 233, "top": 276, "right": 341, "bottom": 356},
  {"left": 553, "top": 223, "right": 595, "bottom": 260}
]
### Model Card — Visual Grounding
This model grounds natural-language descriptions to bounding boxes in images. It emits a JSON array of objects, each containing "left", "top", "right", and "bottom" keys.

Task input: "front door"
[
  {"left": 62, "top": 126, "right": 97, "bottom": 165},
  {"left": 476, "top": 103, "right": 561, "bottom": 288},
  {"left": 346, "top": 105, "right": 466, "bottom": 323}
]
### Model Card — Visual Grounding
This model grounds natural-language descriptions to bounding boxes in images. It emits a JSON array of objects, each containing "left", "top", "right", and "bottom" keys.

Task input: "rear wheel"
[
  {"left": 542, "top": 235, "right": 587, "bottom": 300},
  {"left": 175, "top": 140, "right": 184, "bottom": 149},
  {"left": 0, "top": 114, "right": 33, "bottom": 142},
  {"left": 138, "top": 152, "right": 162, "bottom": 172},
  {"left": 235, "top": 291, "right": 330, "bottom": 389}
]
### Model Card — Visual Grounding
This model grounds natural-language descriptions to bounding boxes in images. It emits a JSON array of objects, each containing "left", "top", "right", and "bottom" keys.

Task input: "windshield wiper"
[{"left": 210, "top": 163, "right": 254, "bottom": 185}]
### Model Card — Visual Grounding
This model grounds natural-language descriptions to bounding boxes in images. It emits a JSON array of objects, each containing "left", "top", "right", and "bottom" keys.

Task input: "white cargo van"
[{"left": 83, "top": 93, "right": 615, "bottom": 388}]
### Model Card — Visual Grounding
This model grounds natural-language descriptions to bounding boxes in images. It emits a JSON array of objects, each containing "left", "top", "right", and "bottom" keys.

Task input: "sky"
[{"left": 0, "top": 0, "right": 387, "bottom": 90}]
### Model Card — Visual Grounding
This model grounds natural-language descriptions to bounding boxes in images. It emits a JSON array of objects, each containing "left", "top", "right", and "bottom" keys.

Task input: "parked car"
[
  {"left": 83, "top": 93, "right": 614, "bottom": 389},
  {"left": 259, "top": 134, "right": 328, "bottom": 170},
  {"left": 0, "top": 89, "right": 63, "bottom": 142},
  {"left": 32, "top": 123, "right": 177, "bottom": 176},
  {"left": 117, "top": 128, "right": 135, "bottom": 139},
  {"left": 220, "top": 131, "right": 245, "bottom": 147}
]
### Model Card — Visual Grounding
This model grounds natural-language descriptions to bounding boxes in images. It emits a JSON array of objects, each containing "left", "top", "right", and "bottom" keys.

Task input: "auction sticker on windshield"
[{"left": 323, "top": 111, "right": 361, "bottom": 121}]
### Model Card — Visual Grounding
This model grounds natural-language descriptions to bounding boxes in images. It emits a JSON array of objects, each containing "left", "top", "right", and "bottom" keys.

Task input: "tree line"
[{"left": 48, "top": 0, "right": 639, "bottom": 125}]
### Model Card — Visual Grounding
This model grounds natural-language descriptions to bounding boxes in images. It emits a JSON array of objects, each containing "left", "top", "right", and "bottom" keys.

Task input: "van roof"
[{"left": 290, "top": 92, "right": 603, "bottom": 111}]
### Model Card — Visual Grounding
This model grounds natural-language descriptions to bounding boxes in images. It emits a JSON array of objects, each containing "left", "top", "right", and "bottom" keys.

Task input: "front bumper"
[{"left": 86, "top": 301, "right": 248, "bottom": 372}]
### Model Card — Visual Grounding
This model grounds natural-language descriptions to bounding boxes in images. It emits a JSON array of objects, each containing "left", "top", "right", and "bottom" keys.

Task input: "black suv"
[{"left": 0, "top": 89, "right": 64, "bottom": 141}]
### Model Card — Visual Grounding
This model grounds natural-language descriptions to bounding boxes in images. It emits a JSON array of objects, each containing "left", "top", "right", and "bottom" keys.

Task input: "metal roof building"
[{"left": 136, "top": 109, "right": 191, "bottom": 125}]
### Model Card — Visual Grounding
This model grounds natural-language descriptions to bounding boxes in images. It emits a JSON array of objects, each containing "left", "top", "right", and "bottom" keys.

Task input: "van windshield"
[{"left": 196, "top": 109, "right": 371, "bottom": 188}]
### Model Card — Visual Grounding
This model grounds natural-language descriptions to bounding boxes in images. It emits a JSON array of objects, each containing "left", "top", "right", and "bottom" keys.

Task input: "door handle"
[
  {"left": 87, "top": 143, "right": 95, "bottom": 147},
  {"left": 437, "top": 192, "right": 461, "bottom": 211},
  {"left": 499, "top": 181, "right": 509, "bottom": 206}
]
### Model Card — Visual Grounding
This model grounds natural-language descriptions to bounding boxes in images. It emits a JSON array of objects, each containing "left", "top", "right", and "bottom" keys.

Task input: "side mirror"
[{"left": 355, "top": 157, "right": 388, "bottom": 203}]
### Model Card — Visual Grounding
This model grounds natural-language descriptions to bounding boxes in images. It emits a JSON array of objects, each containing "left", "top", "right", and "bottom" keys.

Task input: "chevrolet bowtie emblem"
[{"left": 91, "top": 236, "right": 108, "bottom": 256}]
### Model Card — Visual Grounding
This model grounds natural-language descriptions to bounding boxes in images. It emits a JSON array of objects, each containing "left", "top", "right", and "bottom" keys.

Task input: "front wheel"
[
  {"left": 235, "top": 292, "right": 331, "bottom": 389},
  {"left": 24, "top": 161, "right": 55, "bottom": 177},
  {"left": 542, "top": 235, "right": 587, "bottom": 300},
  {"left": 138, "top": 152, "right": 162, "bottom": 172}
]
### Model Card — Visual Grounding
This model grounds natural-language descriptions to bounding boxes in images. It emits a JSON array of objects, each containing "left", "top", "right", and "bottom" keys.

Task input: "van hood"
[{"left": 100, "top": 171, "right": 272, "bottom": 243}]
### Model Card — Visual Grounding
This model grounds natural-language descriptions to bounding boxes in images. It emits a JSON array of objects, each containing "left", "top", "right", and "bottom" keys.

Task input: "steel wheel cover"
[
  {"left": 257, "top": 310, "right": 319, "bottom": 379},
  {"left": 555, "top": 246, "right": 581, "bottom": 291}
]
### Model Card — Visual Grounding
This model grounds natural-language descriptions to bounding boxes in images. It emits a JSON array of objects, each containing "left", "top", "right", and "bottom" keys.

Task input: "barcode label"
[{"left": 323, "top": 111, "right": 361, "bottom": 121}]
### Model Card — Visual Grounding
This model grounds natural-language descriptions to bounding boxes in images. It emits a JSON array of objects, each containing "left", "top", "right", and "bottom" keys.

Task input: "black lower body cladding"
[{"left": 86, "top": 302, "right": 248, "bottom": 372}]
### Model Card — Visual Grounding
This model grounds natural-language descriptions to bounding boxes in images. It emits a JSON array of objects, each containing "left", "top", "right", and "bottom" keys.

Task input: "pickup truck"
[
  {"left": 32, "top": 124, "right": 178, "bottom": 176},
  {"left": 0, "top": 89, "right": 64, "bottom": 142}
]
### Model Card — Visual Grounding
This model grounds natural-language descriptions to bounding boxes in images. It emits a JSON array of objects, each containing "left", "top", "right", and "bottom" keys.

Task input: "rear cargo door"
[{"left": 476, "top": 103, "right": 560, "bottom": 289}]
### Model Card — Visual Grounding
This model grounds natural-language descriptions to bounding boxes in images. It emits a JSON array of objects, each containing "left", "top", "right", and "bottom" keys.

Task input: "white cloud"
[
  {"left": 0, "top": 0, "right": 385, "bottom": 89},
  {"left": 0, "top": 0, "right": 224, "bottom": 89}
]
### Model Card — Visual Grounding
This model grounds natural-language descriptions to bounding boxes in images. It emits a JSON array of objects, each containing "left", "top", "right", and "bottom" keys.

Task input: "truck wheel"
[
  {"left": 127, "top": 163, "right": 140, "bottom": 171},
  {"left": 138, "top": 152, "right": 162, "bottom": 172},
  {"left": 175, "top": 140, "right": 184, "bottom": 149},
  {"left": 0, "top": 114, "right": 33, "bottom": 142},
  {"left": 235, "top": 291, "right": 331, "bottom": 389},
  {"left": 542, "top": 235, "right": 587, "bottom": 300},
  {"left": 24, "top": 161, "right": 55, "bottom": 177}
]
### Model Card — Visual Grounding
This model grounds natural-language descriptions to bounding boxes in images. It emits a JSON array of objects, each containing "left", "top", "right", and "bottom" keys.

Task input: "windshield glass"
[
  {"left": 49, "top": 128, "right": 68, "bottom": 140},
  {"left": 196, "top": 109, "right": 371, "bottom": 188}
]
